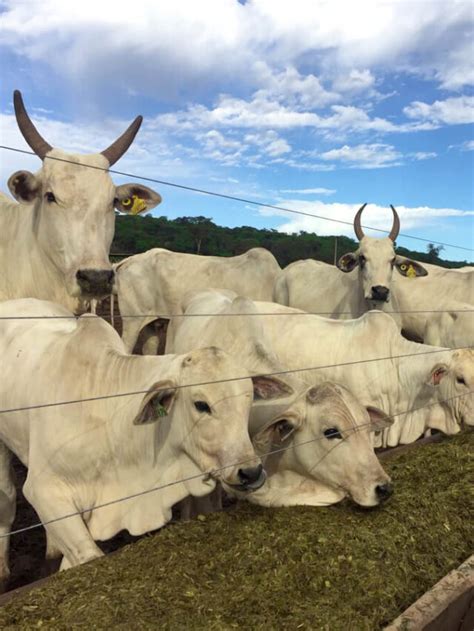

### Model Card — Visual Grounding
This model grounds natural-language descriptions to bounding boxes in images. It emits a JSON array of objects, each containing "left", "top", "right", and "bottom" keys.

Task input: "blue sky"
[{"left": 1, "top": 0, "right": 473, "bottom": 261}]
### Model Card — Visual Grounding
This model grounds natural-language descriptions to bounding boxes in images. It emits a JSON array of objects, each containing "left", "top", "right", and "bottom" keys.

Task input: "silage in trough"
[{"left": 0, "top": 432, "right": 472, "bottom": 630}]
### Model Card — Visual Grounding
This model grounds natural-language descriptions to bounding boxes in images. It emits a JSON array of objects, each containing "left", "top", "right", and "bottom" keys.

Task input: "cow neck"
[
  {"left": 384, "top": 340, "right": 455, "bottom": 446},
  {"left": 0, "top": 198, "right": 79, "bottom": 311},
  {"left": 85, "top": 351, "right": 214, "bottom": 541}
]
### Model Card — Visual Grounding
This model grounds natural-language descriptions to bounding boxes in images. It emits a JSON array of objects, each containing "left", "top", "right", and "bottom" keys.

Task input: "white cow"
[
  {"left": 273, "top": 204, "right": 428, "bottom": 324},
  {"left": 178, "top": 291, "right": 473, "bottom": 448},
  {"left": 393, "top": 262, "right": 474, "bottom": 343},
  {"left": 0, "top": 299, "right": 292, "bottom": 585},
  {"left": 167, "top": 290, "right": 394, "bottom": 509},
  {"left": 423, "top": 301, "right": 474, "bottom": 348},
  {"left": 114, "top": 247, "right": 281, "bottom": 353},
  {"left": 245, "top": 300, "right": 474, "bottom": 446},
  {"left": 1, "top": 90, "right": 162, "bottom": 313}
]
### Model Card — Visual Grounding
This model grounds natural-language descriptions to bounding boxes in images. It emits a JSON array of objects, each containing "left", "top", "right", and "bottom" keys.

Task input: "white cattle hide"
[
  {"left": 114, "top": 247, "right": 281, "bottom": 353},
  {"left": 423, "top": 301, "right": 474, "bottom": 348},
  {"left": 167, "top": 290, "right": 393, "bottom": 508},
  {"left": 393, "top": 262, "right": 474, "bottom": 342},
  {"left": 0, "top": 299, "right": 288, "bottom": 580}
]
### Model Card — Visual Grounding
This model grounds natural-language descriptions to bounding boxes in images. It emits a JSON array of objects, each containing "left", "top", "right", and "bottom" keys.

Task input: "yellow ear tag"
[
  {"left": 406, "top": 265, "right": 417, "bottom": 278},
  {"left": 131, "top": 195, "right": 147, "bottom": 215},
  {"left": 121, "top": 197, "right": 131, "bottom": 207}
]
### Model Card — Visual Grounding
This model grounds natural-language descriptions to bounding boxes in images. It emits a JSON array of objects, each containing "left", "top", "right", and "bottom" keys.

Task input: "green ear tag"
[{"left": 152, "top": 400, "right": 167, "bottom": 418}]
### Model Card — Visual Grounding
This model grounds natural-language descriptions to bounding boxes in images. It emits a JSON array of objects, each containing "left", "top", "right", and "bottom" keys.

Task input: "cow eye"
[
  {"left": 45, "top": 192, "right": 56, "bottom": 203},
  {"left": 456, "top": 376, "right": 466, "bottom": 386},
  {"left": 324, "top": 427, "right": 342, "bottom": 440},
  {"left": 194, "top": 401, "right": 211, "bottom": 414}
]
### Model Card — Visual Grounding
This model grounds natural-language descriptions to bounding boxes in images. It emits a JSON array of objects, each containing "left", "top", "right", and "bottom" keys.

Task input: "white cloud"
[
  {"left": 256, "top": 66, "right": 339, "bottom": 108},
  {"left": 410, "top": 151, "right": 437, "bottom": 161},
  {"left": 0, "top": 0, "right": 472, "bottom": 107},
  {"left": 331, "top": 69, "right": 376, "bottom": 94},
  {"left": 280, "top": 188, "right": 336, "bottom": 196},
  {"left": 262, "top": 200, "right": 474, "bottom": 238},
  {"left": 195, "top": 130, "right": 245, "bottom": 165},
  {"left": 244, "top": 130, "right": 291, "bottom": 156},
  {"left": 155, "top": 96, "right": 409, "bottom": 136},
  {"left": 404, "top": 96, "right": 474, "bottom": 125},
  {"left": 319, "top": 143, "right": 403, "bottom": 169},
  {"left": 449, "top": 139, "right": 474, "bottom": 152}
]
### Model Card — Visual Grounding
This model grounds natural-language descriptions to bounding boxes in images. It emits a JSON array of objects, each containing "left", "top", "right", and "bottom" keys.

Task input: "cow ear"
[
  {"left": 337, "top": 252, "right": 358, "bottom": 273},
  {"left": 394, "top": 257, "right": 428, "bottom": 278},
  {"left": 428, "top": 364, "right": 449, "bottom": 386},
  {"left": 251, "top": 376, "right": 294, "bottom": 401},
  {"left": 115, "top": 183, "right": 162, "bottom": 215},
  {"left": 252, "top": 418, "right": 296, "bottom": 452},
  {"left": 133, "top": 381, "right": 177, "bottom": 424},
  {"left": 367, "top": 406, "right": 393, "bottom": 431},
  {"left": 8, "top": 171, "right": 41, "bottom": 203}
]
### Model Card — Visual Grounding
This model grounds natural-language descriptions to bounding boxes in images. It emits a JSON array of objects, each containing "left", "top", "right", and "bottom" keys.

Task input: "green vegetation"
[
  {"left": 112, "top": 214, "right": 472, "bottom": 268},
  {"left": 1, "top": 432, "right": 472, "bottom": 630}
]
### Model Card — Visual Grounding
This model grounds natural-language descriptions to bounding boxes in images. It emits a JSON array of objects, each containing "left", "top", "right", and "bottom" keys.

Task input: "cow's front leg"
[
  {"left": 0, "top": 442, "right": 16, "bottom": 591},
  {"left": 23, "top": 476, "right": 103, "bottom": 570}
]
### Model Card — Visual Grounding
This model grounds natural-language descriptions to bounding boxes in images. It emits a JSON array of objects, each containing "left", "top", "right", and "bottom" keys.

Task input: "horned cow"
[{"left": 1, "top": 91, "right": 162, "bottom": 313}]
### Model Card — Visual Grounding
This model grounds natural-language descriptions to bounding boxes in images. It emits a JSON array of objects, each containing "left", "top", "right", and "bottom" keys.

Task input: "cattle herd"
[{"left": 0, "top": 91, "right": 472, "bottom": 589}]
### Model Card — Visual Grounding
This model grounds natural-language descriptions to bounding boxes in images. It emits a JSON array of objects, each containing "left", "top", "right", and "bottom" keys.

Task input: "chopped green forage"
[{"left": 0, "top": 432, "right": 472, "bottom": 630}]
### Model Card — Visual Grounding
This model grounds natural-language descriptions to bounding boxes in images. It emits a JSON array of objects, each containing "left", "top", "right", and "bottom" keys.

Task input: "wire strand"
[
  {"left": 0, "top": 309, "right": 473, "bottom": 320},
  {"left": 2, "top": 390, "right": 471, "bottom": 540},
  {"left": 0, "top": 346, "right": 470, "bottom": 416},
  {"left": 1, "top": 144, "right": 472, "bottom": 253}
]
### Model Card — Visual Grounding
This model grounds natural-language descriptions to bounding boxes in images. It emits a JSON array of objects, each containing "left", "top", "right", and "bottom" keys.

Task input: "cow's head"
[
  {"left": 427, "top": 349, "right": 474, "bottom": 428},
  {"left": 134, "top": 347, "right": 293, "bottom": 494},
  {"left": 7, "top": 91, "right": 161, "bottom": 305},
  {"left": 337, "top": 204, "right": 427, "bottom": 308},
  {"left": 253, "top": 382, "right": 394, "bottom": 507}
]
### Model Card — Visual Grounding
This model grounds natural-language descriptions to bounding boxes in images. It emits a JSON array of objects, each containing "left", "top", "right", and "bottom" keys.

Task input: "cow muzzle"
[
  {"left": 76, "top": 269, "right": 115, "bottom": 298},
  {"left": 375, "top": 482, "right": 393, "bottom": 503},
  {"left": 224, "top": 464, "right": 267, "bottom": 493},
  {"left": 370, "top": 285, "right": 390, "bottom": 302},
  {"left": 349, "top": 477, "right": 394, "bottom": 508}
]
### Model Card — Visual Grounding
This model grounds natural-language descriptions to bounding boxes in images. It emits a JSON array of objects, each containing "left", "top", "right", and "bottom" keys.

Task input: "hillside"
[{"left": 112, "top": 215, "right": 471, "bottom": 268}]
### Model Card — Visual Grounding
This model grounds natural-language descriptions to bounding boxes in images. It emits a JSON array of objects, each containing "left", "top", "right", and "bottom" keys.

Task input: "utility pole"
[{"left": 333, "top": 236, "right": 338, "bottom": 265}]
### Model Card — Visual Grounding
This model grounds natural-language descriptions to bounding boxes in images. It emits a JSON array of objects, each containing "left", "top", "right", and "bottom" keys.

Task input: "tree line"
[{"left": 112, "top": 214, "right": 471, "bottom": 269}]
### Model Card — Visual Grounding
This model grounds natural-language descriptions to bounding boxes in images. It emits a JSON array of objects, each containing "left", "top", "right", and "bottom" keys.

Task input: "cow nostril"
[
  {"left": 375, "top": 482, "right": 393, "bottom": 502},
  {"left": 371, "top": 285, "right": 390, "bottom": 301},
  {"left": 238, "top": 464, "right": 263, "bottom": 485},
  {"left": 76, "top": 269, "right": 115, "bottom": 294}
]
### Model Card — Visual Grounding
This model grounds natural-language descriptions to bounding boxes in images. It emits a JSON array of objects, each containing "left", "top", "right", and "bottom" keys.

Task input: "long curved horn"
[
  {"left": 353, "top": 203, "right": 367, "bottom": 241},
  {"left": 101, "top": 116, "right": 143, "bottom": 166},
  {"left": 388, "top": 205, "right": 401, "bottom": 242},
  {"left": 13, "top": 90, "right": 52, "bottom": 159}
]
